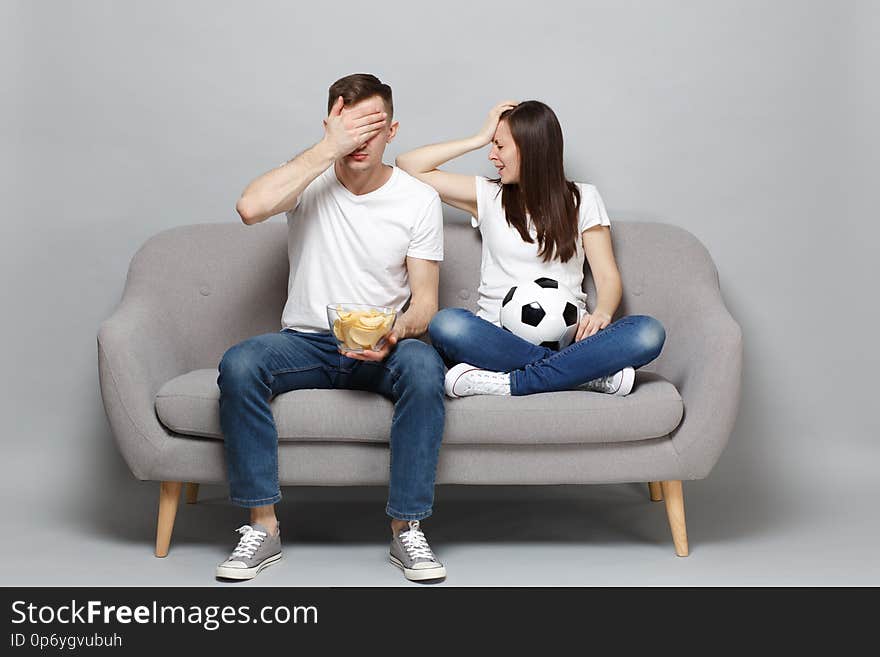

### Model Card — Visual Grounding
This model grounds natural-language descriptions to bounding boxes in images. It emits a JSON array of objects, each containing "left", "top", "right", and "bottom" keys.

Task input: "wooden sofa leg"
[
  {"left": 156, "top": 481, "right": 183, "bottom": 558},
  {"left": 185, "top": 483, "right": 199, "bottom": 504},
  {"left": 660, "top": 480, "right": 689, "bottom": 557},
  {"left": 648, "top": 481, "right": 663, "bottom": 502}
]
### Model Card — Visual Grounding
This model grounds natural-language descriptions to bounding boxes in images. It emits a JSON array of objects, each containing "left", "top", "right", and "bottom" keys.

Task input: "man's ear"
[{"left": 386, "top": 120, "right": 400, "bottom": 142}]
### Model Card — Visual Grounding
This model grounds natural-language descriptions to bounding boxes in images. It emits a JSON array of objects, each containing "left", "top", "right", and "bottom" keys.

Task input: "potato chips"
[{"left": 331, "top": 305, "right": 395, "bottom": 351}]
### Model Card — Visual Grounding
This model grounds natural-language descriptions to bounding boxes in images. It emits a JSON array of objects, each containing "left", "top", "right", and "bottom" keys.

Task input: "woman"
[{"left": 396, "top": 100, "right": 665, "bottom": 398}]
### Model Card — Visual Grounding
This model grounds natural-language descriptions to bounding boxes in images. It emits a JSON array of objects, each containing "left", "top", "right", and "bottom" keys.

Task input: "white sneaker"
[
  {"left": 581, "top": 367, "right": 635, "bottom": 396},
  {"left": 444, "top": 363, "right": 511, "bottom": 398}
]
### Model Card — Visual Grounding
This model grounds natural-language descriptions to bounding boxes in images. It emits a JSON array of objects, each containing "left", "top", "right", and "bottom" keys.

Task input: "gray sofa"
[{"left": 97, "top": 219, "right": 742, "bottom": 558}]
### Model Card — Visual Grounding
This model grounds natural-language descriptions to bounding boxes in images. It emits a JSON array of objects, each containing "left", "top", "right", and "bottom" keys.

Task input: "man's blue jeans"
[
  {"left": 217, "top": 329, "right": 446, "bottom": 521},
  {"left": 428, "top": 308, "right": 666, "bottom": 395}
]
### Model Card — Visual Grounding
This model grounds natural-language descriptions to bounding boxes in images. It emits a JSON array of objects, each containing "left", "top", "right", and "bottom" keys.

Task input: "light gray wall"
[{"left": 2, "top": 1, "right": 877, "bottom": 528}]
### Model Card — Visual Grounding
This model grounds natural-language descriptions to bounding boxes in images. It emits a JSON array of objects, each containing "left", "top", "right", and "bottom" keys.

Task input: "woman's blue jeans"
[
  {"left": 217, "top": 329, "right": 446, "bottom": 521},
  {"left": 428, "top": 308, "right": 666, "bottom": 395}
]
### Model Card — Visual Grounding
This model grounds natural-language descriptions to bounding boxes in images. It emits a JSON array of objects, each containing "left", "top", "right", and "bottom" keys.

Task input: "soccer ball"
[{"left": 499, "top": 277, "right": 582, "bottom": 350}]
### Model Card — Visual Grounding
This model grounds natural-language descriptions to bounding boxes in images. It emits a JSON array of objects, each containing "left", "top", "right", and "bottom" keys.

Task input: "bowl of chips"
[{"left": 327, "top": 303, "right": 397, "bottom": 353}]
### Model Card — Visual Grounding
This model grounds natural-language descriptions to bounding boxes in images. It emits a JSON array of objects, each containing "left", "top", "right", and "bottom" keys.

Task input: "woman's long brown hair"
[{"left": 490, "top": 100, "right": 581, "bottom": 263}]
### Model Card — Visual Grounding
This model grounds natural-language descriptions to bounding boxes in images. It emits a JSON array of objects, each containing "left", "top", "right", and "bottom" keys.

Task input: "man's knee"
[
  {"left": 393, "top": 339, "right": 446, "bottom": 389},
  {"left": 218, "top": 340, "right": 267, "bottom": 389}
]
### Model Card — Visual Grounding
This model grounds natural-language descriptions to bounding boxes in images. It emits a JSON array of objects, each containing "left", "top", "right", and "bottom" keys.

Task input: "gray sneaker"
[
  {"left": 580, "top": 366, "right": 636, "bottom": 396},
  {"left": 215, "top": 523, "right": 282, "bottom": 580},
  {"left": 389, "top": 520, "right": 446, "bottom": 582}
]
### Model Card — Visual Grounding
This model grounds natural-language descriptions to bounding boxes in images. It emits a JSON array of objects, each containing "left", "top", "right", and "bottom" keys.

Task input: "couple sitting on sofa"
[{"left": 216, "top": 73, "right": 666, "bottom": 583}]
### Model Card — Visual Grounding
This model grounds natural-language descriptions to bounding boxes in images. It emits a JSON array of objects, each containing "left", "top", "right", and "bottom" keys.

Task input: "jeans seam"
[
  {"left": 382, "top": 361, "right": 400, "bottom": 384},
  {"left": 386, "top": 505, "right": 433, "bottom": 521},
  {"left": 274, "top": 440, "right": 280, "bottom": 504},
  {"left": 386, "top": 363, "right": 396, "bottom": 508},
  {"left": 510, "top": 370, "right": 521, "bottom": 395},
  {"left": 231, "top": 492, "right": 281, "bottom": 506},
  {"left": 270, "top": 364, "right": 328, "bottom": 376},
  {"left": 232, "top": 494, "right": 278, "bottom": 503}
]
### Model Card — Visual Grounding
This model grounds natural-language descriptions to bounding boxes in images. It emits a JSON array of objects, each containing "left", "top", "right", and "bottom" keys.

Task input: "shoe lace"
[
  {"left": 462, "top": 369, "right": 509, "bottom": 395},
  {"left": 593, "top": 375, "right": 615, "bottom": 392},
  {"left": 231, "top": 525, "right": 266, "bottom": 559},
  {"left": 584, "top": 371, "right": 619, "bottom": 393},
  {"left": 399, "top": 521, "right": 436, "bottom": 561}
]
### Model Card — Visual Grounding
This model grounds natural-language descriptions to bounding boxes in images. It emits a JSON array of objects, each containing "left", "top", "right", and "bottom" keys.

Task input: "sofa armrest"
[
  {"left": 653, "top": 284, "right": 744, "bottom": 479},
  {"left": 97, "top": 296, "right": 190, "bottom": 480}
]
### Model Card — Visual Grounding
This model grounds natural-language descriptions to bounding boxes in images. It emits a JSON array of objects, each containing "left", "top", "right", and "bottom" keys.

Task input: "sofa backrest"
[{"left": 121, "top": 218, "right": 720, "bottom": 374}]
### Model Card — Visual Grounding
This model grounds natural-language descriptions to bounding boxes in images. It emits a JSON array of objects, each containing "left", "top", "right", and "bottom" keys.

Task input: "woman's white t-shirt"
[{"left": 471, "top": 176, "right": 611, "bottom": 326}]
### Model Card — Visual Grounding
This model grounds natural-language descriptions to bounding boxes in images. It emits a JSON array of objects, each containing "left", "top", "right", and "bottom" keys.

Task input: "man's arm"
[
  {"left": 235, "top": 143, "right": 335, "bottom": 225},
  {"left": 393, "top": 256, "right": 441, "bottom": 339},
  {"left": 341, "top": 257, "right": 440, "bottom": 361},
  {"left": 235, "top": 96, "right": 388, "bottom": 225}
]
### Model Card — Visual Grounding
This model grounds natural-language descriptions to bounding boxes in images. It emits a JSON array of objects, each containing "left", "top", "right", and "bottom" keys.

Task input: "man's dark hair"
[{"left": 327, "top": 73, "right": 393, "bottom": 118}]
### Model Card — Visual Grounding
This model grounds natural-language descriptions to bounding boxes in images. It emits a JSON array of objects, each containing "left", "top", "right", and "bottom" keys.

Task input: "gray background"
[{"left": 2, "top": 0, "right": 877, "bottom": 585}]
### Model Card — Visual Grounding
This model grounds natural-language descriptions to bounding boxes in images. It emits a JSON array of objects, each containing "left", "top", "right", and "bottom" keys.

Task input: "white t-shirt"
[
  {"left": 471, "top": 176, "right": 611, "bottom": 326},
  {"left": 281, "top": 165, "right": 444, "bottom": 332}
]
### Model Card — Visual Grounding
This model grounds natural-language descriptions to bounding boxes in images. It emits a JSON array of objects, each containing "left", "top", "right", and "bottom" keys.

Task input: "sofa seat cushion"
[{"left": 156, "top": 369, "right": 683, "bottom": 445}]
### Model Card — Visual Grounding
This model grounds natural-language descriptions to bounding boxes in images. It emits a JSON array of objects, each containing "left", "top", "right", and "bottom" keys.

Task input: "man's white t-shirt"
[
  {"left": 471, "top": 175, "right": 611, "bottom": 326},
  {"left": 281, "top": 165, "right": 444, "bottom": 333}
]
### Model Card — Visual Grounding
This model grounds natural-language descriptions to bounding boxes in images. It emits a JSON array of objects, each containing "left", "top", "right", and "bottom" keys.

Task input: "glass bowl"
[{"left": 326, "top": 303, "right": 397, "bottom": 353}]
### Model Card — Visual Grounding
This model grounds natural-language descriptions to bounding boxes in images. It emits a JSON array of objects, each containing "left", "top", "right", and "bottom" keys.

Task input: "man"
[{"left": 216, "top": 74, "right": 447, "bottom": 582}]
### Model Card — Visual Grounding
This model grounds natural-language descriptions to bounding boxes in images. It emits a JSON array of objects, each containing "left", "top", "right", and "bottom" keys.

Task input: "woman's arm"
[
  {"left": 395, "top": 137, "right": 481, "bottom": 216},
  {"left": 396, "top": 101, "right": 517, "bottom": 217},
  {"left": 575, "top": 225, "right": 624, "bottom": 341}
]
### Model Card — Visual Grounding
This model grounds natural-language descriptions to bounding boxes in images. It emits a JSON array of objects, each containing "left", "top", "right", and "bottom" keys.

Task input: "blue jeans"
[
  {"left": 428, "top": 308, "right": 666, "bottom": 395},
  {"left": 217, "top": 330, "right": 446, "bottom": 520}
]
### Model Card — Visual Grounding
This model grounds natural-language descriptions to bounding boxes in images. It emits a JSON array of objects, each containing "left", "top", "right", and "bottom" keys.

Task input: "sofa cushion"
[{"left": 155, "top": 369, "right": 683, "bottom": 445}]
